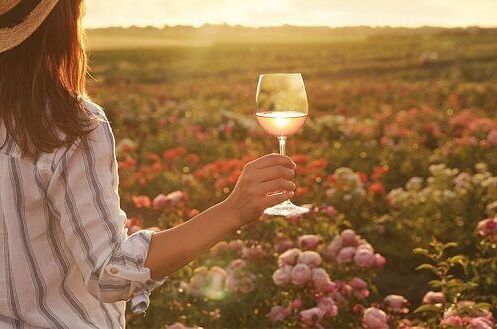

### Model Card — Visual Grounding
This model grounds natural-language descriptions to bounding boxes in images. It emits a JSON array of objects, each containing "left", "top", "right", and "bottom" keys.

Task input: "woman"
[{"left": 0, "top": 1, "right": 297, "bottom": 328}]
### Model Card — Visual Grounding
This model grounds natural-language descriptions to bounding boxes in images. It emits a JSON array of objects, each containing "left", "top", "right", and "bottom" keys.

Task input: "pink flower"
[
  {"left": 487, "top": 130, "right": 497, "bottom": 145},
  {"left": 298, "top": 235, "right": 322, "bottom": 250},
  {"left": 469, "top": 317, "right": 493, "bottom": 329},
  {"left": 297, "top": 251, "right": 322, "bottom": 268},
  {"left": 165, "top": 190, "right": 189, "bottom": 207},
  {"left": 266, "top": 305, "right": 290, "bottom": 323},
  {"left": 336, "top": 247, "right": 356, "bottom": 264},
  {"left": 325, "top": 236, "right": 343, "bottom": 260},
  {"left": 272, "top": 265, "right": 292, "bottom": 286},
  {"left": 441, "top": 315, "right": 464, "bottom": 327},
  {"left": 353, "top": 304, "right": 364, "bottom": 314},
  {"left": 362, "top": 307, "right": 389, "bottom": 329},
  {"left": 317, "top": 297, "right": 338, "bottom": 317},
  {"left": 300, "top": 307, "right": 324, "bottom": 327},
  {"left": 341, "top": 229, "right": 358, "bottom": 246},
  {"left": 350, "top": 277, "right": 368, "bottom": 290},
  {"left": 132, "top": 195, "right": 151, "bottom": 208},
  {"left": 311, "top": 267, "right": 331, "bottom": 291},
  {"left": 241, "top": 245, "right": 265, "bottom": 259},
  {"left": 356, "top": 288, "right": 370, "bottom": 299},
  {"left": 325, "top": 206, "right": 337, "bottom": 217},
  {"left": 290, "top": 263, "right": 312, "bottom": 286},
  {"left": 477, "top": 218, "right": 497, "bottom": 241},
  {"left": 226, "top": 258, "right": 246, "bottom": 272},
  {"left": 152, "top": 194, "right": 168, "bottom": 210},
  {"left": 275, "top": 239, "right": 294, "bottom": 253},
  {"left": 354, "top": 248, "right": 375, "bottom": 268},
  {"left": 290, "top": 299, "right": 303, "bottom": 309},
  {"left": 374, "top": 254, "right": 386, "bottom": 268},
  {"left": 422, "top": 291, "right": 446, "bottom": 304},
  {"left": 228, "top": 239, "right": 244, "bottom": 252},
  {"left": 278, "top": 248, "right": 301, "bottom": 267},
  {"left": 384, "top": 295, "right": 409, "bottom": 314}
]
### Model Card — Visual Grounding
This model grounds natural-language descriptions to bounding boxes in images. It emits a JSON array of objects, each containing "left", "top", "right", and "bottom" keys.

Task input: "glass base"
[{"left": 264, "top": 200, "right": 310, "bottom": 217}]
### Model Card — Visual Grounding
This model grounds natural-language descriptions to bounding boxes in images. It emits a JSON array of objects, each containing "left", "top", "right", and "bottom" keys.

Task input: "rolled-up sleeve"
[{"left": 46, "top": 110, "right": 164, "bottom": 314}]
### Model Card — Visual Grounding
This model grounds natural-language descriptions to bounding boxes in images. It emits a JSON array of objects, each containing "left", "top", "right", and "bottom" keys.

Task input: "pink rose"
[
  {"left": 165, "top": 190, "right": 188, "bottom": 207},
  {"left": 350, "top": 277, "right": 368, "bottom": 290},
  {"left": 278, "top": 248, "right": 301, "bottom": 267},
  {"left": 272, "top": 265, "right": 292, "bottom": 286},
  {"left": 422, "top": 291, "right": 446, "bottom": 304},
  {"left": 325, "top": 205, "right": 337, "bottom": 217},
  {"left": 317, "top": 297, "right": 338, "bottom": 317},
  {"left": 354, "top": 248, "right": 375, "bottom": 268},
  {"left": 477, "top": 218, "right": 497, "bottom": 241},
  {"left": 300, "top": 307, "right": 324, "bottom": 327},
  {"left": 275, "top": 239, "right": 294, "bottom": 253},
  {"left": 441, "top": 315, "right": 464, "bottom": 327},
  {"left": 152, "top": 194, "right": 168, "bottom": 210},
  {"left": 297, "top": 251, "right": 322, "bottom": 268},
  {"left": 325, "top": 236, "right": 343, "bottom": 260},
  {"left": 487, "top": 130, "right": 497, "bottom": 145},
  {"left": 353, "top": 304, "right": 364, "bottom": 314},
  {"left": 341, "top": 229, "right": 358, "bottom": 246},
  {"left": 357, "top": 243, "right": 374, "bottom": 252},
  {"left": 311, "top": 267, "right": 331, "bottom": 291},
  {"left": 374, "top": 253, "right": 386, "bottom": 268},
  {"left": 384, "top": 295, "right": 409, "bottom": 314},
  {"left": 226, "top": 259, "right": 246, "bottom": 272},
  {"left": 290, "top": 299, "right": 303, "bottom": 309},
  {"left": 356, "top": 288, "right": 370, "bottom": 299},
  {"left": 228, "top": 239, "right": 244, "bottom": 252},
  {"left": 363, "top": 307, "right": 389, "bottom": 329},
  {"left": 469, "top": 317, "right": 493, "bottom": 329},
  {"left": 336, "top": 247, "right": 356, "bottom": 264},
  {"left": 290, "top": 263, "right": 312, "bottom": 286},
  {"left": 241, "top": 245, "right": 265, "bottom": 259},
  {"left": 266, "top": 305, "right": 290, "bottom": 323},
  {"left": 298, "top": 235, "right": 322, "bottom": 250}
]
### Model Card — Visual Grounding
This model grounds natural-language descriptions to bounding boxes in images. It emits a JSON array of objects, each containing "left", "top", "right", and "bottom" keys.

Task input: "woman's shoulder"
[{"left": 82, "top": 98, "right": 108, "bottom": 122}]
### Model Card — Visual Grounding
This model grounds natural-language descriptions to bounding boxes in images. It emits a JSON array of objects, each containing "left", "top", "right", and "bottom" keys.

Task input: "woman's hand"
[
  {"left": 145, "top": 153, "right": 297, "bottom": 280},
  {"left": 223, "top": 153, "right": 297, "bottom": 225}
]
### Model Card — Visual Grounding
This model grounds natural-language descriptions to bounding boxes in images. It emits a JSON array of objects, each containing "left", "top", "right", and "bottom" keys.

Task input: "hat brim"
[{"left": 0, "top": 0, "right": 59, "bottom": 53}]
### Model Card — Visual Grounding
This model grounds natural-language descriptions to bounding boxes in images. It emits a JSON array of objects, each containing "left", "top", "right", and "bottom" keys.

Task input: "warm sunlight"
[{"left": 83, "top": 0, "right": 497, "bottom": 28}]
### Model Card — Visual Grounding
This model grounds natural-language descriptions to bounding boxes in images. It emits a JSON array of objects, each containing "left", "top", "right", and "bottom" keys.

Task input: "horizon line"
[{"left": 85, "top": 23, "right": 497, "bottom": 30}]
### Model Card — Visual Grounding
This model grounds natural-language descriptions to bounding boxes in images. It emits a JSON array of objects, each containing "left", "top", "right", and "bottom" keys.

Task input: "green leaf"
[
  {"left": 443, "top": 242, "right": 458, "bottom": 249},
  {"left": 416, "top": 264, "right": 438, "bottom": 273},
  {"left": 413, "top": 248, "right": 430, "bottom": 256},
  {"left": 413, "top": 304, "right": 442, "bottom": 314},
  {"left": 428, "top": 280, "right": 442, "bottom": 288}
]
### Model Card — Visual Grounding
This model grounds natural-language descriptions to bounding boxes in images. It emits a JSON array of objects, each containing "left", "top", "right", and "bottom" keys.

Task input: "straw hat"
[{"left": 0, "top": 0, "right": 59, "bottom": 53}]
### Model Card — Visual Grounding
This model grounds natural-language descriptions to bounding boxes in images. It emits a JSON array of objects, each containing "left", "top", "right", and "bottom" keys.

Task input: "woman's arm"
[{"left": 145, "top": 153, "right": 296, "bottom": 280}]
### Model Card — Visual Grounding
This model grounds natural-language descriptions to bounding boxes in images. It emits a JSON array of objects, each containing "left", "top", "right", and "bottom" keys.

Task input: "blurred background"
[{"left": 81, "top": 1, "right": 497, "bottom": 328}]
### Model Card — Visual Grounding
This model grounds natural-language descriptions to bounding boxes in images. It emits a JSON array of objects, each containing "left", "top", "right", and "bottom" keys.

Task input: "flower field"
[{"left": 87, "top": 27, "right": 497, "bottom": 328}]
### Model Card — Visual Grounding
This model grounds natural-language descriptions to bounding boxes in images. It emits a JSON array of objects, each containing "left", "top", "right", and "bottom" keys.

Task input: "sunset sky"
[{"left": 83, "top": 0, "right": 497, "bottom": 28}]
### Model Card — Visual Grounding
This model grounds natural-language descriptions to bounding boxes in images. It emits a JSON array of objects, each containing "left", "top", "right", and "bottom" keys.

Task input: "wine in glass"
[{"left": 256, "top": 73, "right": 309, "bottom": 216}]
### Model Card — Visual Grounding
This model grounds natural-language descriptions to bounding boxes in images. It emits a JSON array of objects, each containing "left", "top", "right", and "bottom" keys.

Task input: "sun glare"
[{"left": 83, "top": 0, "right": 497, "bottom": 28}]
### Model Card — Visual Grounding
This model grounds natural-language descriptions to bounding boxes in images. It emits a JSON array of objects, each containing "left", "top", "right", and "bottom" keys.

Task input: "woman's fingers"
[
  {"left": 261, "top": 190, "right": 294, "bottom": 209},
  {"left": 250, "top": 153, "right": 296, "bottom": 169},
  {"left": 254, "top": 178, "right": 296, "bottom": 196},
  {"left": 257, "top": 165, "right": 295, "bottom": 182}
]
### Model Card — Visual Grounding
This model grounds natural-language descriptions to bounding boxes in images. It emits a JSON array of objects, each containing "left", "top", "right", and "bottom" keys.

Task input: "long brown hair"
[{"left": 0, "top": 0, "right": 96, "bottom": 160}]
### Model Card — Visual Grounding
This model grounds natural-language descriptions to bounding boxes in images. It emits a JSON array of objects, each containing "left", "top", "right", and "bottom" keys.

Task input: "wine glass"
[{"left": 256, "top": 73, "right": 310, "bottom": 216}]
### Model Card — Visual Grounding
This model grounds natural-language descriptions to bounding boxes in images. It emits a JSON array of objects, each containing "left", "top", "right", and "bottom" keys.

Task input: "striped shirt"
[{"left": 0, "top": 101, "right": 165, "bottom": 329}]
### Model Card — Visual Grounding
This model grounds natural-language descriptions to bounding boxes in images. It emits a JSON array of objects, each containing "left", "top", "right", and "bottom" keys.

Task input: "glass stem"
[{"left": 278, "top": 136, "right": 286, "bottom": 156}]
